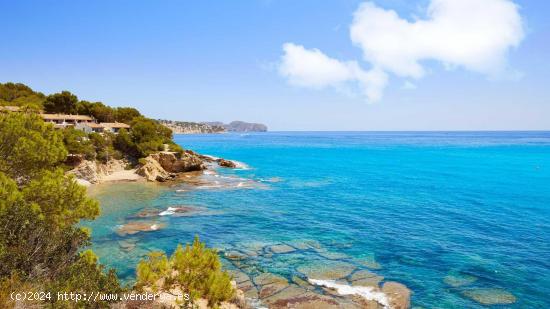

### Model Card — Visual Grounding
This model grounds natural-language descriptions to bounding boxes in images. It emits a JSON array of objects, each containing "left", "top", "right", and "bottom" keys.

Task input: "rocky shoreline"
[{"left": 67, "top": 149, "right": 239, "bottom": 185}]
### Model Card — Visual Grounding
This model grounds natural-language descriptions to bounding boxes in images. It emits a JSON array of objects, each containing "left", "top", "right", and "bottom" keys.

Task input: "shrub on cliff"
[{"left": 136, "top": 236, "right": 235, "bottom": 308}]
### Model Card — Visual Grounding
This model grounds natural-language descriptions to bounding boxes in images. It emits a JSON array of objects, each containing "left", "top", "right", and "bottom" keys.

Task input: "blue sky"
[{"left": 1, "top": 0, "right": 548, "bottom": 130}]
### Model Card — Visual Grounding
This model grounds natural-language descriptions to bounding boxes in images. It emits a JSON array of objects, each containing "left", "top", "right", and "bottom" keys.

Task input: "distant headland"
[{"left": 159, "top": 119, "right": 268, "bottom": 134}]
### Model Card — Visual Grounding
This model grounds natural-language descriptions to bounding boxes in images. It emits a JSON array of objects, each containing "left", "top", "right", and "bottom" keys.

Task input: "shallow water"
[{"left": 86, "top": 131, "right": 550, "bottom": 308}]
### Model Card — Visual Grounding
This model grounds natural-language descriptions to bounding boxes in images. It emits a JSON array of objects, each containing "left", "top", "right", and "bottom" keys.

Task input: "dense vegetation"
[
  {"left": 136, "top": 236, "right": 235, "bottom": 308},
  {"left": 0, "top": 112, "right": 122, "bottom": 308},
  {"left": 0, "top": 83, "right": 235, "bottom": 308},
  {"left": 0, "top": 82, "right": 182, "bottom": 160},
  {"left": 0, "top": 82, "right": 45, "bottom": 110}
]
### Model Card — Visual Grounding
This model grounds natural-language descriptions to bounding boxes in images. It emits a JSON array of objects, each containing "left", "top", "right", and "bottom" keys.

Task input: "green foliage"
[
  {"left": 76, "top": 102, "right": 141, "bottom": 123},
  {"left": 88, "top": 132, "right": 122, "bottom": 163},
  {"left": 0, "top": 111, "right": 121, "bottom": 307},
  {"left": 114, "top": 128, "right": 138, "bottom": 158},
  {"left": 75, "top": 100, "right": 113, "bottom": 122},
  {"left": 23, "top": 170, "right": 100, "bottom": 228},
  {"left": 0, "top": 82, "right": 45, "bottom": 109},
  {"left": 88, "top": 102, "right": 115, "bottom": 122},
  {"left": 0, "top": 169, "right": 99, "bottom": 279},
  {"left": 135, "top": 236, "right": 235, "bottom": 307},
  {"left": 43, "top": 91, "right": 79, "bottom": 114},
  {"left": 136, "top": 251, "right": 170, "bottom": 292},
  {"left": 115, "top": 107, "right": 141, "bottom": 123},
  {"left": 62, "top": 127, "right": 95, "bottom": 160},
  {"left": 0, "top": 112, "right": 67, "bottom": 183},
  {"left": 46, "top": 250, "right": 123, "bottom": 308},
  {"left": 129, "top": 117, "right": 174, "bottom": 157}
]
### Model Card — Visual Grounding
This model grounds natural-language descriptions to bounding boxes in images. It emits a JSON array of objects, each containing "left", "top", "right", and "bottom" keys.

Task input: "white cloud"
[
  {"left": 279, "top": 0, "right": 524, "bottom": 102},
  {"left": 279, "top": 43, "right": 387, "bottom": 101}
]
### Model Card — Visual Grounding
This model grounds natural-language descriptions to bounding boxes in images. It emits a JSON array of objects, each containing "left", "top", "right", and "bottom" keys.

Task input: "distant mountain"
[
  {"left": 204, "top": 121, "right": 268, "bottom": 132},
  {"left": 159, "top": 120, "right": 268, "bottom": 134},
  {"left": 159, "top": 120, "right": 225, "bottom": 134}
]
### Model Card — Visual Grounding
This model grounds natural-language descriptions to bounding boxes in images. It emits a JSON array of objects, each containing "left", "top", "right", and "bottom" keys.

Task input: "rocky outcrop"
[
  {"left": 136, "top": 156, "right": 174, "bottom": 182},
  {"left": 69, "top": 151, "right": 239, "bottom": 183},
  {"left": 218, "top": 158, "right": 237, "bottom": 168},
  {"left": 382, "top": 282, "right": 411, "bottom": 309},
  {"left": 137, "top": 151, "right": 208, "bottom": 182},
  {"left": 153, "top": 151, "right": 205, "bottom": 173},
  {"left": 68, "top": 158, "right": 136, "bottom": 184}
]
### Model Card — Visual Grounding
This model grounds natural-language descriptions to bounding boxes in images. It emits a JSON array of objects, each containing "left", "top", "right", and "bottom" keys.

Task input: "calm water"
[{"left": 87, "top": 132, "right": 550, "bottom": 308}]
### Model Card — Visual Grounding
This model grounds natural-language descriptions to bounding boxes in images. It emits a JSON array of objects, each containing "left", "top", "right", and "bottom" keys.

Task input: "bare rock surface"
[
  {"left": 136, "top": 156, "right": 172, "bottom": 181},
  {"left": 218, "top": 158, "right": 238, "bottom": 168},
  {"left": 381, "top": 281, "right": 411, "bottom": 309},
  {"left": 153, "top": 151, "right": 205, "bottom": 173}
]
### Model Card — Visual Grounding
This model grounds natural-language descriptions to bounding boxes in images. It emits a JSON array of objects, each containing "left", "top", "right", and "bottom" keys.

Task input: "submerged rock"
[
  {"left": 462, "top": 288, "right": 516, "bottom": 305},
  {"left": 356, "top": 256, "right": 383, "bottom": 270},
  {"left": 350, "top": 270, "right": 379, "bottom": 281},
  {"left": 118, "top": 239, "right": 138, "bottom": 252},
  {"left": 297, "top": 261, "right": 356, "bottom": 280},
  {"left": 132, "top": 208, "right": 162, "bottom": 218},
  {"left": 262, "top": 285, "right": 308, "bottom": 306},
  {"left": 351, "top": 277, "right": 384, "bottom": 289},
  {"left": 291, "top": 276, "right": 316, "bottom": 291},
  {"left": 116, "top": 221, "right": 165, "bottom": 236},
  {"left": 267, "top": 291, "right": 342, "bottom": 309},
  {"left": 350, "top": 270, "right": 384, "bottom": 288},
  {"left": 253, "top": 273, "right": 288, "bottom": 287},
  {"left": 318, "top": 251, "right": 349, "bottom": 260},
  {"left": 253, "top": 273, "right": 289, "bottom": 299},
  {"left": 158, "top": 205, "right": 199, "bottom": 216},
  {"left": 443, "top": 273, "right": 477, "bottom": 287},
  {"left": 269, "top": 244, "right": 296, "bottom": 254},
  {"left": 291, "top": 240, "right": 322, "bottom": 250},
  {"left": 224, "top": 251, "right": 248, "bottom": 261}
]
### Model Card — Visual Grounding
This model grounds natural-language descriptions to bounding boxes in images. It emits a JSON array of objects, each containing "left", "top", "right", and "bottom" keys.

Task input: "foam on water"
[
  {"left": 159, "top": 207, "right": 177, "bottom": 216},
  {"left": 309, "top": 279, "right": 391, "bottom": 308}
]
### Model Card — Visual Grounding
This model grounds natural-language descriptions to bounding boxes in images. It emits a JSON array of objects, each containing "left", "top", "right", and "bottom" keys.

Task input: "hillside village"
[{"left": 1, "top": 105, "right": 130, "bottom": 134}]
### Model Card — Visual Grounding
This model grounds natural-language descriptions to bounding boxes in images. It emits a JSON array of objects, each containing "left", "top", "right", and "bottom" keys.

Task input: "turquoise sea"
[{"left": 87, "top": 132, "right": 550, "bottom": 308}]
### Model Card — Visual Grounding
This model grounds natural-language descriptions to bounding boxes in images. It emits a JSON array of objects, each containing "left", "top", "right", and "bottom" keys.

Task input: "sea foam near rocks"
[
  {"left": 308, "top": 279, "right": 390, "bottom": 309},
  {"left": 159, "top": 207, "right": 178, "bottom": 216}
]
